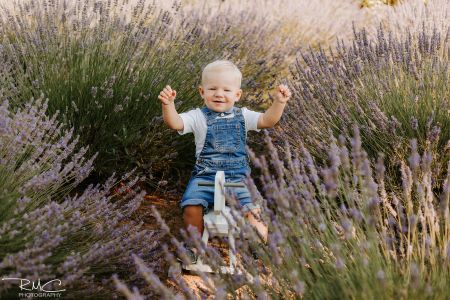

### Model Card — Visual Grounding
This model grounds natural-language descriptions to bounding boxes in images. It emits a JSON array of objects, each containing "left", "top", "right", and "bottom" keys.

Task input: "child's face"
[{"left": 199, "top": 70, "right": 242, "bottom": 112}]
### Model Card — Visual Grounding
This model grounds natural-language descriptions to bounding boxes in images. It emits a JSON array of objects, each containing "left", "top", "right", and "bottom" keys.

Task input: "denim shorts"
[{"left": 180, "top": 164, "right": 260, "bottom": 214}]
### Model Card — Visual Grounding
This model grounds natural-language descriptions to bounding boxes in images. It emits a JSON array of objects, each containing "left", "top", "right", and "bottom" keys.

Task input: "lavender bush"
[
  {"left": 182, "top": 0, "right": 367, "bottom": 55},
  {"left": 0, "top": 0, "right": 301, "bottom": 188},
  {"left": 1, "top": 0, "right": 446, "bottom": 190},
  {"left": 178, "top": 0, "right": 450, "bottom": 50},
  {"left": 117, "top": 126, "right": 450, "bottom": 299},
  {"left": 279, "top": 25, "right": 449, "bottom": 188},
  {"left": 0, "top": 96, "right": 162, "bottom": 298},
  {"left": 370, "top": 0, "right": 450, "bottom": 39}
]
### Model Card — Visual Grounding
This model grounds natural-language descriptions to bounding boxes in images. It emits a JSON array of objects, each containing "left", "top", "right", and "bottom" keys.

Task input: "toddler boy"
[{"left": 158, "top": 60, "right": 291, "bottom": 262}]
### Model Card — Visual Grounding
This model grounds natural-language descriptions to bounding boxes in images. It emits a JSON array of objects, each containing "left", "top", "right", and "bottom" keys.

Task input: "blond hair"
[{"left": 201, "top": 60, "right": 242, "bottom": 87}]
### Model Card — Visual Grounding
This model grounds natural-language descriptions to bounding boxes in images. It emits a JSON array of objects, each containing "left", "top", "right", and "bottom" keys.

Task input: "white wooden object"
[{"left": 183, "top": 171, "right": 242, "bottom": 274}]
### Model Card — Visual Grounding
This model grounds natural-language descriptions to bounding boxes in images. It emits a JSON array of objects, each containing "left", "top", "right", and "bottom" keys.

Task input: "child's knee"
[
  {"left": 245, "top": 208, "right": 263, "bottom": 223},
  {"left": 183, "top": 205, "right": 204, "bottom": 219},
  {"left": 245, "top": 207, "right": 261, "bottom": 217}
]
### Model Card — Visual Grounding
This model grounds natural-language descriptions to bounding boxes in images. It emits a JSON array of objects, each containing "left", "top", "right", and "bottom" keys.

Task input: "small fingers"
[
  {"left": 165, "top": 85, "right": 173, "bottom": 95},
  {"left": 278, "top": 84, "right": 288, "bottom": 91},
  {"left": 162, "top": 88, "right": 170, "bottom": 95},
  {"left": 278, "top": 84, "right": 291, "bottom": 97},
  {"left": 159, "top": 91, "right": 168, "bottom": 99},
  {"left": 284, "top": 89, "right": 292, "bottom": 97},
  {"left": 163, "top": 86, "right": 177, "bottom": 99},
  {"left": 161, "top": 89, "right": 172, "bottom": 99}
]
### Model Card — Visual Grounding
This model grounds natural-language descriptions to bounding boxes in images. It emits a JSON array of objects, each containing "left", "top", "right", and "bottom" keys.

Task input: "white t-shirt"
[{"left": 178, "top": 107, "right": 262, "bottom": 157}]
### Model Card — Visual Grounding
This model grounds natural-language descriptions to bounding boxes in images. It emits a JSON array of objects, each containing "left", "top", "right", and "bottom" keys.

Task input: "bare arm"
[
  {"left": 257, "top": 84, "right": 291, "bottom": 129},
  {"left": 158, "top": 85, "right": 184, "bottom": 131}
]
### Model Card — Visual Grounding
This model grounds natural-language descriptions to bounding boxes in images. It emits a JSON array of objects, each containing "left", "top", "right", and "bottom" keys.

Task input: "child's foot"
[{"left": 177, "top": 243, "right": 198, "bottom": 264}]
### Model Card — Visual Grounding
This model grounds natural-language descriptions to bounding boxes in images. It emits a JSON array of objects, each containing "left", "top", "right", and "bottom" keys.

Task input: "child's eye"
[
  {"left": 225, "top": 90, "right": 231, "bottom": 92},
  {"left": 209, "top": 88, "right": 216, "bottom": 90}
]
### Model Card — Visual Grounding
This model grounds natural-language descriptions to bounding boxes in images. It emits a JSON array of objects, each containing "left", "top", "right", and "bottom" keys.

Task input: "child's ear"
[
  {"left": 198, "top": 86, "right": 204, "bottom": 97},
  {"left": 235, "top": 89, "right": 242, "bottom": 101}
]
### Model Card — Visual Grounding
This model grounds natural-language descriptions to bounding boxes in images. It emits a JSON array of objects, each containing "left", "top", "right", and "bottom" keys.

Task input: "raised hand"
[
  {"left": 274, "top": 84, "right": 291, "bottom": 104},
  {"left": 158, "top": 85, "right": 177, "bottom": 105}
]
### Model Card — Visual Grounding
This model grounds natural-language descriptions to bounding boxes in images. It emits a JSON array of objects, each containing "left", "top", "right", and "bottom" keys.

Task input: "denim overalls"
[{"left": 180, "top": 106, "right": 259, "bottom": 213}]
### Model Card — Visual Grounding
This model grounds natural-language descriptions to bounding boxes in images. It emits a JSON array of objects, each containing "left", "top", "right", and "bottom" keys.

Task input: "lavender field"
[{"left": 0, "top": 0, "right": 449, "bottom": 299}]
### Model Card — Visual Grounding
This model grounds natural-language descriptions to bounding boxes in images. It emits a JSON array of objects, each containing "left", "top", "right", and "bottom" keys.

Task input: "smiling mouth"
[{"left": 213, "top": 100, "right": 225, "bottom": 103}]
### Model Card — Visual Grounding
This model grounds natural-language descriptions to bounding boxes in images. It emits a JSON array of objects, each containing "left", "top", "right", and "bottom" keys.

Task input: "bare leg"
[
  {"left": 245, "top": 208, "right": 268, "bottom": 243},
  {"left": 183, "top": 205, "right": 204, "bottom": 236}
]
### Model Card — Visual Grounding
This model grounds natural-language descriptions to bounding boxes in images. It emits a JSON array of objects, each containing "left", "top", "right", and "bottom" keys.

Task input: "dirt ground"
[
  {"left": 137, "top": 191, "right": 262, "bottom": 299},
  {"left": 108, "top": 173, "right": 274, "bottom": 299},
  {"left": 138, "top": 191, "right": 218, "bottom": 298}
]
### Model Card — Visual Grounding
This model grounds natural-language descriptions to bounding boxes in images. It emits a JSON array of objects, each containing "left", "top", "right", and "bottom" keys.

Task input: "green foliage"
[
  {"left": 279, "top": 26, "right": 449, "bottom": 189},
  {"left": 0, "top": 96, "right": 161, "bottom": 298},
  {"left": 0, "top": 0, "right": 287, "bottom": 188},
  {"left": 124, "top": 128, "right": 450, "bottom": 299}
]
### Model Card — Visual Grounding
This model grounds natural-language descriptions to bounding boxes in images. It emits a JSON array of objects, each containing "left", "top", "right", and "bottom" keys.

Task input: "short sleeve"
[
  {"left": 177, "top": 110, "right": 196, "bottom": 135},
  {"left": 242, "top": 107, "right": 262, "bottom": 132}
]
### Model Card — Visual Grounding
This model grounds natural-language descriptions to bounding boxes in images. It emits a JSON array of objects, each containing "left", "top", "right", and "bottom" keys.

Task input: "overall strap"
[{"left": 200, "top": 106, "right": 216, "bottom": 123}]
